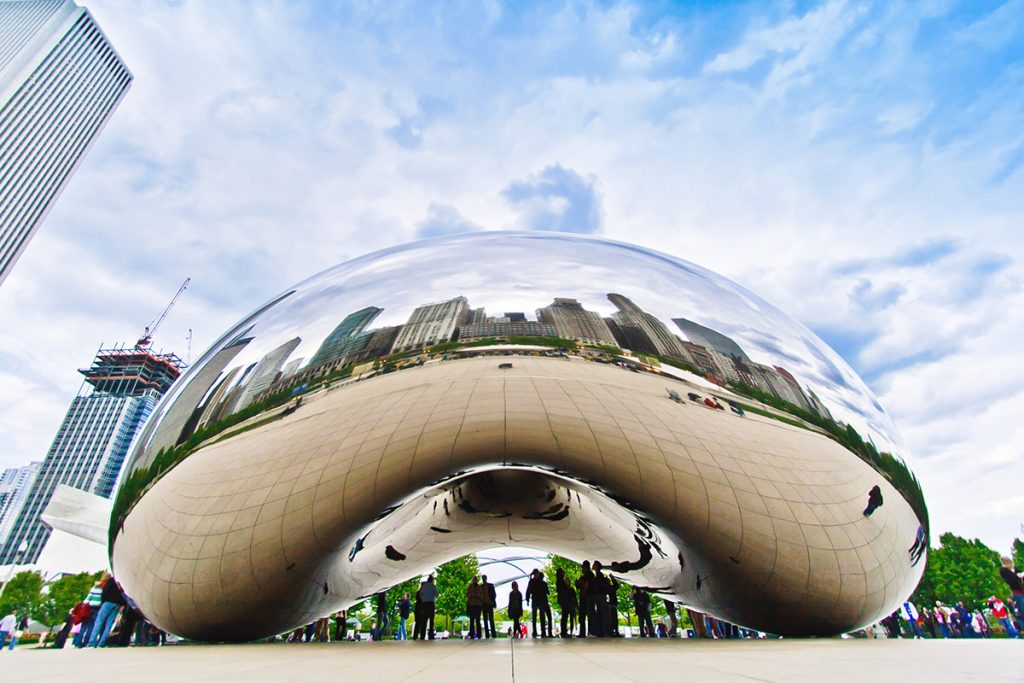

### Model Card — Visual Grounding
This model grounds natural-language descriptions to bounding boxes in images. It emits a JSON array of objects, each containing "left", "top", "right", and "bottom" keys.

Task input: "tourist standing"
[
  {"left": 900, "top": 601, "right": 924, "bottom": 638},
  {"left": 481, "top": 575, "right": 497, "bottom": 638},
  {"left": 555, "top": 568, "right": 576, "bottom": 639},
  {"left": 988, "top": 597, "right": 1020, "bottom": 638},
  {"left": 606, "top": 573, "right": 620, "bottom": 636},
  {"left": 589, "top": 562, "right": 609, "bottom": 637},
  {"left": 575, "top": 561, "right": 592, "bottom": 637},
  {"left": 0, "top": 611, "right": 16, "bottom": 649},
  {"left": 526, "top": 569, "right": 552, "bottom": 637},
  {"left": 76, "top": 577, "right": 104, "bottom": 647},
  {"left": 90, "top": 574, "right": 126, "bottom": 647},
  {"left": 999, "top": 556, "right": 1024, "bottom": 625},
  {"left": 396, "top": 593, "right": 411, "bottom": 640},
  {"left": 508, "top": 582, "right": 524, "bottom": 637},
  {"left": 632, "top": 587, "right": 654, "bottom": 637},
  {"left": 418, "top": 575, "right": 438, "bottom": 639},
  {"left": 466, "top": 576, "right": 484, "bottom": 639}
]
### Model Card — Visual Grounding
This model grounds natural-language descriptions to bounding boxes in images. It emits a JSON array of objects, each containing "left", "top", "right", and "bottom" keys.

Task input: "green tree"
[
  {"left": 1011, "top": 538, "right": 1024, "bottom": 570},
  {"left": 542, "top": 555, "right": 582, "bottom": 607},
  {"left": 0, "top": 570, "right": 43, "bottom": 620},
  {"left": 434, "top": 554, "right": 479, "bottom": 630},
  {"left": 911, "top": 533, "right": 1004, "bottom": 609},
  {"left": 33, "top": 572, "right": 100, "bottom": 629}
]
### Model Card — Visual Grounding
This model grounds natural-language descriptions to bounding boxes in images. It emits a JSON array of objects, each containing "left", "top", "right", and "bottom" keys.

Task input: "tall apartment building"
[
  {"left": 0, "top": 461, "right": 40, "bottom": 547},
  {"left": 536, "top": 298, "right": 616, "bottom": 345},
  {"left": 0, "top": 0, "right": 132, "bottom": 286},
  {"left": 308, "top": 307, "right": 382, "bottom": 367},
  {"left": 0, "top": 347, "right": 182, "bottom": 564},
  {"left": 607, "top": 293, "right": 687, "bottom": 358},
  {"left": 391, "top": 297, "right": 468, "bottom": 352}
]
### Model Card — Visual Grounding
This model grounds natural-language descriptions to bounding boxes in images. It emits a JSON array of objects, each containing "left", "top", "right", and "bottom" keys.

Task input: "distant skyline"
[{"left": 0, "top": 0, "right": 1021, "bottom": 555}]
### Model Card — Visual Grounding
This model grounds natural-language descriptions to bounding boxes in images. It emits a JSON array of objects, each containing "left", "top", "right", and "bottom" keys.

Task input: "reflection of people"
[
  {"left": 508, "top": 581, "right": 524, "bottom": 638},
  {"left": 863, "top": 485, "right": 883, "bottom": 516}
]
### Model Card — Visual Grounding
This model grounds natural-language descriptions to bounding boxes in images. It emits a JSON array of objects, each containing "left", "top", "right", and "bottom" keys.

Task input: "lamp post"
[{"left": 0, "top": 541, "right": 29, "bottom": 602}]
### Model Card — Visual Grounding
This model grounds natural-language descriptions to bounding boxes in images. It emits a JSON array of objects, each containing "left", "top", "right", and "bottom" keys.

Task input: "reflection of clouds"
[{"left": 164, "top": 232, "right": 909, "bottom": 463}]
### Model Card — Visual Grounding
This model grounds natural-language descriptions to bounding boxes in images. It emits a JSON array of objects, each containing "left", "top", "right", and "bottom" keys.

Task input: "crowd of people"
[
  {"left": 881, "top": 556, "right": 1024, "bottom": 640},
  {"left": 0, "top": 571, "right": 167, "bottom": 651},
  {"left": 2, "top": 554, "right": 1023, "bottom": 648}
]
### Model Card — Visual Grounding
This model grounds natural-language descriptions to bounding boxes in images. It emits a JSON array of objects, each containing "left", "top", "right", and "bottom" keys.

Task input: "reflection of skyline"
[
  {"left": 150, "top": 234, "right": 903, "bottom": 460},
  {"left": 190, "top": 288, "right": 840, "bottom": 433}
]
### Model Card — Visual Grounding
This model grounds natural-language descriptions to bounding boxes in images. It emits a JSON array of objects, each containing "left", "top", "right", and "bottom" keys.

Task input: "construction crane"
[
  {"left": 135, "top": 277, "right": 190, "bottom": 350},
  {"left": 185, "top": 328, "right": 193, "bottom": 364}
]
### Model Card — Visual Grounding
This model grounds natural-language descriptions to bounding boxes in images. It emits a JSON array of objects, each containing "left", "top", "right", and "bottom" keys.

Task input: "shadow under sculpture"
[{"left": 109, "top": 232, "right": 927, "bottom": 641}]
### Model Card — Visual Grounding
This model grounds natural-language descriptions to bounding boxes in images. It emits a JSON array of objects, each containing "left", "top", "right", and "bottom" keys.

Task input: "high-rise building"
[
  {"left": 0, "top": 0, "right": 132, "bottom": 287},
  {"left": 233, "top": 337, "right": 302, "bottom": 412},
  {"left": 607, "top": 293, "right": 687, "bottom": 358},
  {"left": 391, "top": 297, "right": 468, "bottom": 352},
  {"left": 536, "top": 298, "right": 616, "bottom": 345},
  {"left": 673, "top": 318, "right": 751, "bottom": 362},
  {"left": 0, "top": 462, "right": 40, "bottom": 547},
  {"left": 308, "top": 307, "right": 382, "bottom": 367},
  {"left": 0, "top": 347, "right": 182, "bottom": 564}
]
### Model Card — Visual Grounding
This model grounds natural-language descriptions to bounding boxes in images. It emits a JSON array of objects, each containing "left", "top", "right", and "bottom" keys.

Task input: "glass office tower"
[{"left": 0, "top": 0, "right": 132, "bottom": 286}]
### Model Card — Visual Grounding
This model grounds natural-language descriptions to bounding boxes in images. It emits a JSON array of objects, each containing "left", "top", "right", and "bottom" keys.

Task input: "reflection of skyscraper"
[
  {"left": 673, "top": 319, "right": 750, "bottom": 362},
  {"left": 234, "top": 337, "right": 302, "bottom": 411},
  {"left": 0, "top": 462, "right": 40, "bottom": 547},
  {"left": 607, "top": 293, "right": 687, "bottom": 357},
  {"left": 0, "top": 0, "right": 132, "bottom": 287},
  {"left": 392, "top": 297, "right": 468, "bottom": 352},
  {"left": 144, "top": 336, "right": 253, "bottom": 455},
  {"left": 309, "top": 307, "right": 382, "bottom": 367},
  {"left": 537, "top": 298, "right": 615, "bottom": 345},
  {"left": 0, "top": 347, "right": 182, "bottom": 564},
  {"left": 197, "top": 366, "right": 242, "bottom": 429}
]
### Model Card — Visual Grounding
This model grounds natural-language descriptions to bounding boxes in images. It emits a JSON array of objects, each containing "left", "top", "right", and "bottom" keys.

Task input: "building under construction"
[{"left": 0, "top": 346, "right": 184, "bottom": 565}]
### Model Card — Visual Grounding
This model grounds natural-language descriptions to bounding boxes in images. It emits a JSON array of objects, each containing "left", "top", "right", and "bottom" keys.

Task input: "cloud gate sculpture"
[{"left": 110, "top": 232, "right": 927, "bottom": 641}]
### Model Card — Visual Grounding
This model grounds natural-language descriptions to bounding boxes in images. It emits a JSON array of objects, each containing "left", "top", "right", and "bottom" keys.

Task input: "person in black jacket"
[
  {"left": 507, "top": 581, "right": 524, "bottom": 637},
  {"left": 89, "top": 574, "right": 125, "bottom": 647},
  {"left": 555, "top": 568, "right": 576, "bottom": 638},
  {"left": 525, "top": 569, "right": 553, "bottom": 637}
]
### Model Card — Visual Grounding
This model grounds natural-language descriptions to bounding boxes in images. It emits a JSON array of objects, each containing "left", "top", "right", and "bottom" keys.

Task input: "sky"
[{"left": 0, "top": 0, "right": 1022, "bottom": 559}]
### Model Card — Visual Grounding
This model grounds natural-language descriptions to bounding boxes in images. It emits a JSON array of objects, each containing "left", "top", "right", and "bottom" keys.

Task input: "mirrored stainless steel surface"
[{"left": 110, "top": 232, "right": 927, "bottom": 641}]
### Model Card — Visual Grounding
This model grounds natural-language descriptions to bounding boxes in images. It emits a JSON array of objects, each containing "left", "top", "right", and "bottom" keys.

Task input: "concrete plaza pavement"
[{"left": 4, "top": 638, "right": 1022, "bottom": 682}]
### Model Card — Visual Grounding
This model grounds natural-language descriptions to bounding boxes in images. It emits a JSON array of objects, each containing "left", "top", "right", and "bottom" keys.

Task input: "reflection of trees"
[
  {"left": 727, "top": 381, "right": 929, "bottom": 534},
  {"left": 108, "top": 384, "right": 307, "bottom": 547}
]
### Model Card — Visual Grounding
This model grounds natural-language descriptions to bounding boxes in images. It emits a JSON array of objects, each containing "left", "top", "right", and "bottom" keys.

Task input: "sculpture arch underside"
[{"left": 112, "top": 356, "right": 922, "bottom": 642}]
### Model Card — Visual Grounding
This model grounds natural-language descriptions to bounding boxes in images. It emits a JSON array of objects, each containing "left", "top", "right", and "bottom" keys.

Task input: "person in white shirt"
[
  {"left": 900, "top": 601, "right": 925, "bottom": 638},
  {"left": 0, "top": 612, "right": 16, "bottom": 649}
]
